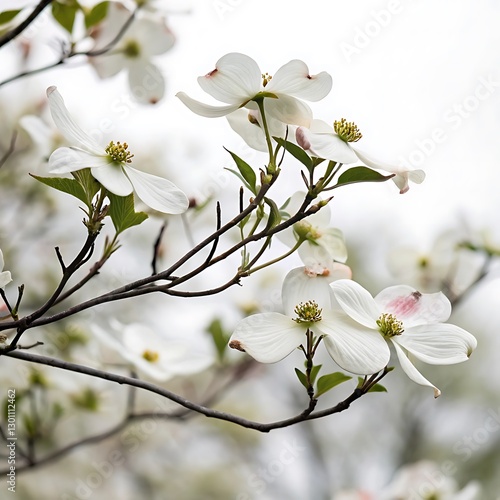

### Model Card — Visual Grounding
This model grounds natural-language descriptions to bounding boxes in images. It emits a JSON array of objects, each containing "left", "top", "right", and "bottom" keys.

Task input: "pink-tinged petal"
[
  {"left": 375, "top": 286, "right": 451, "bottom": 326},
  {"left": 176, "top": 92, "right": 240, "bottom": 117},
  {"left": 296, "top": 127, "right": 358, "bottom": 163},
  {"left": 319, "top": 311, "right": 390, "bottom": 374},
  {"left": 282, "top": 266, "right": 336, "bottom": 316},
  {"left": 391, "top": 340, "right": 441, "bottom": 397},
  {"left": 91, "top": 164, "right": 133, "bottom": 196},
  {"left": 265, "top": 95, "right": 313, "bottom": 127},
  {"left": 124, "top": 166, "right": 188, "bottom": 214},
  {"left": 298, "top": 244, "right": 334, "bottom": 271},
  {"left": 46, "top": 86, "right": 102, "bottom": 154},
  {"left": 330, "top": 279, "right": 380, "bottom": 328},
  {"left": 394, "top": 324, "right": 477, "bottom": 365},
  {"left": 266, "top": 60, "right": 332, "bottom": 101},
  {"left": 49, "top": 147, "right": 110, "bottom": 174},
  {"left": 198, "top": 52, "right": 261, "bottom": 104},
  {"left": 226, "top": 109, "right": 268, "bottom": 152},
  {"left": 132, "top": 18, "right": 175, "bottom": 56},
  {"left": 229, "top": 313, "right": 305, "bottom": 363},
  {"left": 128, "top": 60, "right": 165, "bottom": 105}
]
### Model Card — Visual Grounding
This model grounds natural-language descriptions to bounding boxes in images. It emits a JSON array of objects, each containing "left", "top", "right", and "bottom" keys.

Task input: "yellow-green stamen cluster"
[
  {"left": 293, "top": 300, "right": 322, "bottom": 323},
  {"left": 142, "top": 350, "right": 159, "bottom": 362},
  {"left": 334, "top": 118, "right": 363, "bottom": 143},
  {"left": 105, "top": 141, "right": 134, "bottom": 163},
  {"left": 261, "top": 72, "right": 272, "bottom": 87},
  {"left": 123, "top": 40, "right": 141, "bottom": 58},
  {"left": 293, "top": 221, "right": 321, "bottom": 242},
  {"left": 377, "top": 313, "right": 404, "bottom": 337}
]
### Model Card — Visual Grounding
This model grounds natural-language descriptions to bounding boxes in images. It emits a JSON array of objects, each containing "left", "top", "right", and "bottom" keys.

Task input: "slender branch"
[
  {"left": 4, "top": 350, "right": 381, "bottom": 432},
  {"left": 0, "top": 0, "right": 54, "bottom": 49},
  {"left": 151, "top": 222, "right": 167, "bottom": 275},
  {"left": 0, "top": 131, "right": 18, "bottom": 169}
]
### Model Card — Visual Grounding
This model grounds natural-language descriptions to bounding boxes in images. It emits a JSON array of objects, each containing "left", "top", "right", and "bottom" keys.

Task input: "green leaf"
[
  {"left": 263, "top": 197, "right": 281, "bottom": 231},
  {"left": 84, "top": 0, "right": 109, "bottom": 29},
  {"left": 368, "top": 383, "right": 387, "bottom": 393},
  {"left": 224, "top": 148, "right": 257, "bottom": 194},
  {"left": 315, "top": 372, "right": 352, "bottom": 398},
  {"left": 31, "top": 174, "right": 89, "bottom": 205},
  {"left": 0, "top": 10, "right": 21, "bottom": 25},
  {"left": 52, "top": 1, "right": 81, "bottom": 33},
  {"left": 206, "top": 318, "right": 228, "bottom": 362},
  {"left": 310, "top": 364, "right": 322, "bottom": 385},
  {"left": 274, "top": 137, "right": 312, "bottom": 170},
  {"left": 335, "top": 166, "right": 394, "bottom": 188},
  {"left": 294, "top": 368, "right": 308, "bottom": 390},
  {"left": 71, "top": 168, "right": 101, "bottom": 207},
  {"left": 107, "top": 192, "right": 148, "bottom": 234}
]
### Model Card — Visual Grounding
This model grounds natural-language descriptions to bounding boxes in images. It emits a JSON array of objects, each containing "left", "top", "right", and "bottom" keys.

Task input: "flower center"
[
  {"left": 261, "top": 72, "right": 272, "bottom": 87},
  {"left": 377, "top": 313, "right": 404, "bottom": 337},
  {"left": 293, "top": 300, "right": 322, "bottom": 323},
  {"left": 123, "top": 40, "right": 141, "bottom": 58},
  {"left": 294, "top": 221, "right": 321, "bottom": 242},
  {"left": 105, "top": 141, "right": 134, "bottom": 164},
  {"left": 334, "top": 118, "right": 363, "bottom": 143},
  {"left": 142, "top": 350, "right": 159, "bottom": 362}
]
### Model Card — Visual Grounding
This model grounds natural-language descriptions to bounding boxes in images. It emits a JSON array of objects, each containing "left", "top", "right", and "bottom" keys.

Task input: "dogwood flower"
[
  {"left": 296, "top": 119, "right": 425, "bottom": 193},
  {"left": 176, "top": 52, "right": 332, "bottom": 128},
  {"left": 0, "top": 250, "right": 12, "bottom": 288},
  {"left": 46, "top": 86, "right": 188, "bottom": 214},
  {"left": 89, "top": 2, "right": 175, "bottom": 104},
  {"left": 229, "top": 267, "right": 389, "bottom": 374},
  {"left": 279, "top": 192, "right": 348, "bottom": 269},
  {"left": 330, "top": 279, "right": 477, "bottom": 397}
]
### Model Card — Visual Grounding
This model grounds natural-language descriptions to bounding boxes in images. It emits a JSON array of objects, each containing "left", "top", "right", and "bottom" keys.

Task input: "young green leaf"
[
  {"left": 335, "top": 166, "right": 394, "bottom": 188},
  {"left": 0, "top": 10, "right": 21, "bottom": 25},
  {"left": 224, "top": 148, "right": 257, "bottom": 194},
  {"left": 263, "top": 197, "right": 281, "bottom": 231},
  {"left": 310, "top": 364, "right": 322, "bottom": 386},
  {"left": 31, "top": 174, "right": 89, "bottom": 206},
  {"left": 367, "top": 383, "right": 387, "bottom": 393},
  {"left": 52, "top": 1, "right": 81, "bottom": 33},
  {"left": 84, "top": 0, "right": 109, "bottom": 29},
  {"left": 107, "top": 192, "right": 148, "bottom": 234},
  {"left": 72, "top": 168, "right": 101, "bottom": 207},
  {"left": 315, "top": 372, "right": 352, "bottom": 398},
  {"left": 273, "top": 137, "right": 312, "bottom": 170},
  {"left": 206, "top": 318, "right": 229, "bottom": 363},
  {"left": 294, "top": 368, "right": 309, "bottom": 390}
]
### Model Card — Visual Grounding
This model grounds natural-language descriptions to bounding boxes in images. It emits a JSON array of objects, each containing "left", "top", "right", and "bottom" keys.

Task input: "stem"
[
  {"left": 256, "top": 99, "right": 276, "bottom": 173},
  {"left": 246, "top": 238, "right": 303, "bottom": 275}
]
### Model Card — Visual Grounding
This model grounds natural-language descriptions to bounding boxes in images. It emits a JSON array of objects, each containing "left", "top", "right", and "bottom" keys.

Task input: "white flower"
[
  {"left": 229, "top": 267, "right": 389, "bottom": 374},
  {"left": 93, "top": 322, "right": 213, "bottom": 382},
  {"left": 296, "top": 119, "right": 425, "bottom": 194},
  {"left": 330, "top": 279, "right": 477, "bottom": 397},
  {"left": 0, "top": 250, "right": 12, "bottom": 289},
  {"left": 89, "top": 2, "right": 175, "bottom": 104},
  {"left": 280, "top": 192, "right": 348, "bottom": 269},
  {"left": 46, "top": 86, "right": 188, "bottom": 214},
  {"left": 176, "top": 53, "right": 332, "bottom": 127}
]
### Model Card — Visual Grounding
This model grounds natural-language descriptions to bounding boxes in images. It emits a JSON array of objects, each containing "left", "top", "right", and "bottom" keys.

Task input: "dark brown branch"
[
  {"left": 3, "top": 350, "right": 381, "bottom": 433},
  {"left": 0, "top": 0, "right": 54, "bottom": 49},
  {"left": 151, "top": 222, "right": 167, "bottom": 275}
]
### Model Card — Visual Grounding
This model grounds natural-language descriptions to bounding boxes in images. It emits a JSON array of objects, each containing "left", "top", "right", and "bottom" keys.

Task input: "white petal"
[
  {"left": 128, "top": 61, "right": 165, "bottom": 105},
  {"left": 46, "top": 86, "right": 102, "bottom": 153},
  {"left": 391, "top": 340, "right": 441, "bottom": 397},
  {"left": 229, "top": 313, "right": 305, "bottom": 363},
  {"left": 0, "top": 249, "right": 5, "bottom": 271},
  {"left": 375, "top": 286, "right": 451, "bottom": 326},
  {"left": 297, "top": 127, "right": 358, "bottom": 163},
  {"left": 91, "top": 164, "right": 133, "bottom": 196},
  {"left": 317, "top": 227, "right": 348, "bottom": 263},
  {"left": 0, "top": 271, "right": 12, "bottom": 288},
  {"left": 132, "top": 18, "right": 175, "bottom": 56},
  {"left": 298, "top": 243, "right": 335, "bottom": 271},
  {"left": 281, "top": 266, "right": 335, "bottom": 316},
  {"left": 198, "top": 52, "right": 261, "bottom": 104},
  {"left": 176, "top": 92, "right": 240, "bottom": 118},
  {"left": 330, "top": 279, "right": 380, "bottom": 328},
  {"left": 266, "top": 60, "right": 332, "bottom": 101},
  {"left": 319, "top": 311, "right": 390, "bottom": 374},
  {"left": 394, "top": 324, "right": 477, "bottom": 365},
  {"left": 226, "top": 109, "right": 268, "bottom": 152},
  {"left": 49, "top": 147, "right": 110, "bottom": 174},
  {"left": 264, "top": 95, "right": 312, "bottom": 127},
  {"left": 89, "top": 52, "right": 126, "bottom": 79},
  {"left": 124, "top": 166, "right": 188, "bottom": 214}
]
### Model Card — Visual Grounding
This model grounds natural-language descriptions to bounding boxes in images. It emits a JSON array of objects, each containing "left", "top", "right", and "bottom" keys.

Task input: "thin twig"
[
  {"left": 0, "top": 131, "right": 18, "bottom": 169},
  {"left": 151, "top": 222, "right": 167, "bottom": 275}
]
